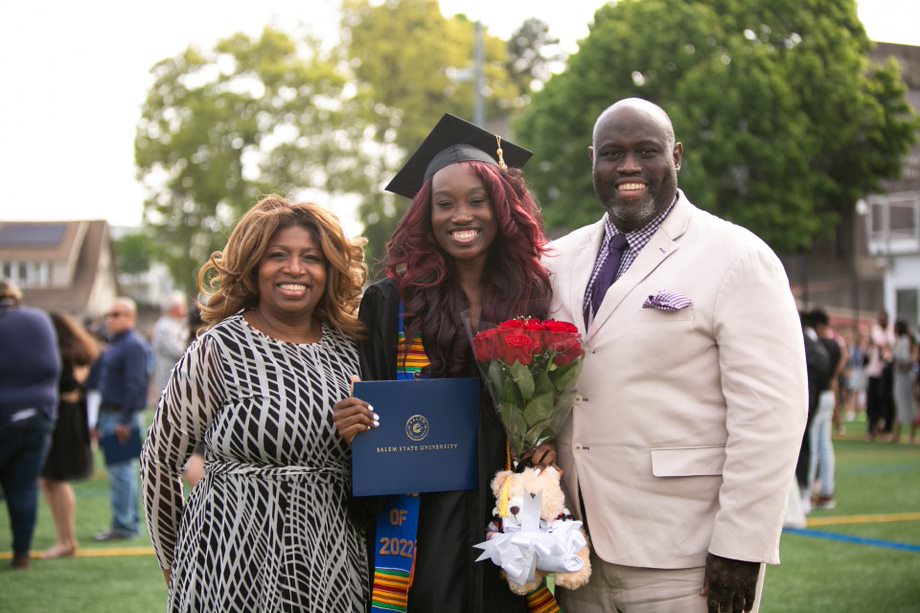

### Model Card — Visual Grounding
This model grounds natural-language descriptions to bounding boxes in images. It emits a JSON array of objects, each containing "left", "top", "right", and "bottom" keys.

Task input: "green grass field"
[{"left": 1, "top": 433, "right": 919, "bottom": 612}]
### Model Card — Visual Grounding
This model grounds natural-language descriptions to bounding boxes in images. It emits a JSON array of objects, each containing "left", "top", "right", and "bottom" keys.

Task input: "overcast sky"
[{"left": 1, "top": 0, "right": 917, "bottom": 234}]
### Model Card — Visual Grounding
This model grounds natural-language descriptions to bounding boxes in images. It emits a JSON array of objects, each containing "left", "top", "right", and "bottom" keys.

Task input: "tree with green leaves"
[
  {"left": 505, "top": 17, "right": 565, "bottom": 106},
  {"left": 517, "top": 0, "right": 917, "bottom": 251},
  {"left": 135, "top": 27, "right": 374, "bottom": 292},
  {"left": 113, "top": 231, "right": 156, "bottom": 288}
]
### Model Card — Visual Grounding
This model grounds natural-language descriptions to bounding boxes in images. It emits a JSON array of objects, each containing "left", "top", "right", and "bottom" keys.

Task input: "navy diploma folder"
[
  {"left": 351, "top": 378, "right": 480, "bottom": 496},
  {"left": 99, "top": 426, "right": 143, "bottom": 464}
]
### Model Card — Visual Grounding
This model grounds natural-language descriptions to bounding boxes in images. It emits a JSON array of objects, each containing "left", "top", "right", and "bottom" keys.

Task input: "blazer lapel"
[{"left": 590, "top": 193, "right": 694, "bottom": 334}]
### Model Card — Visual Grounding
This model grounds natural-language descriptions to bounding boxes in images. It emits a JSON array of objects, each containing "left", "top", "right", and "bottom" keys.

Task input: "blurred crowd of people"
[
  {"left": 797, "top": 307, "right": 919, "bottom": 515},
  {"left": 833, "top": 309, "right": 919, "bottom": 444},
  {"left": 0, "top": 278, "right": 202, "bottom": 569}
]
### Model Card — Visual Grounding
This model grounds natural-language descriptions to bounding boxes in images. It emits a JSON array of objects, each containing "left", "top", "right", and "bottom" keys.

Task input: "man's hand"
[
  {"left": 701, "top": 553, "right": 759, "bottom": 613},
  {"left": 526, "top": 442, "right": 557, "bottom": 468},
  {"left": 115, "top": 423, "right": 131, "bottom": 444}
]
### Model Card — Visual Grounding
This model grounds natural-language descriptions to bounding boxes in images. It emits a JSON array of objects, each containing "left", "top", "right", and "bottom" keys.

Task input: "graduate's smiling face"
[{"left": 429, "top": 162, "right": 497, "bottom": 268}]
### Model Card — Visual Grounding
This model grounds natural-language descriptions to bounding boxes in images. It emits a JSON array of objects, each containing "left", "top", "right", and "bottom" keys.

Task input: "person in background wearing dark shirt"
[
  {"left": 866, "top": 310, "right": 895, "bottom": 440},
  {"left": 93, "top": 297, "right": 152, "bottom": 542},
  {"left": 797, "top": 312, "right": 831, "bottom": 514},
  {"left": 805, "top": 308, "right": 846, "bottom": 511},
  {"left": 0, "top": 278, "right": 61, "bottom": 569},
  {"left": 40, "top": 312, "right": 101, "bottom": 559}
]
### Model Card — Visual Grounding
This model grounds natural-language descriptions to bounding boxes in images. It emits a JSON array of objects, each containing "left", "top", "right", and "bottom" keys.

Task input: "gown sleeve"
[{"left": 140, "top": 334, "right": 226, "bottom": 569}]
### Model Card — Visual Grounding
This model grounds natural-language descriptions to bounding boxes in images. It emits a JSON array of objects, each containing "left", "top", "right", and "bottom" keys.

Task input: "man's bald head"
[
  {"left": 105, "top": 296, "right": 138, "bottom": 335},
  {"left": 592, "top": 98, "right": 676, "bottom": 151}
]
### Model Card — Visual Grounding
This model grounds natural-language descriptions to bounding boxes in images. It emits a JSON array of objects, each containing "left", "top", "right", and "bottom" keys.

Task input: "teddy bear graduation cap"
[{"left": 384, "top": 113, "right": 534, "bottom": 200}]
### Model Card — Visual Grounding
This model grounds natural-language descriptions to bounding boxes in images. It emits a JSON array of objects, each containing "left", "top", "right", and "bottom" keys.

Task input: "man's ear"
[
  {"left": 673, "top": 142, "right": 683, "bottom": 172},
  {"left": 588, "top": 145, "right": 595, "bottom": 164}
]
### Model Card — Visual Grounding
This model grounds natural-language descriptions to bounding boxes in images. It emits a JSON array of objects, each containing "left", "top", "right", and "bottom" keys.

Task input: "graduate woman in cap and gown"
[{"left": 334, "top": 114, "right": 558, "bottom": 613}]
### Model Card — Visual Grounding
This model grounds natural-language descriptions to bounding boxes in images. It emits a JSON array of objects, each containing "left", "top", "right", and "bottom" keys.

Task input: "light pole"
[{"left": 445, "top": 20, "right": 486, "bottom": 127}]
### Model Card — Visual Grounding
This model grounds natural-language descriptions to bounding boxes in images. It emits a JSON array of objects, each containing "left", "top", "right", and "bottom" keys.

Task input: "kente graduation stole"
[
  {"left": 370, "top": 305, "right": 427, "bottom": 613},
  {"left": 371, "top": 494, "right": 419, "bottom": 612},
  {"left": 395, "top": 305, "right": 428, "bottom": 381}
]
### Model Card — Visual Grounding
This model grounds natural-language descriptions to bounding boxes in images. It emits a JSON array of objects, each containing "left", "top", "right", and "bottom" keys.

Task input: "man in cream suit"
[{"left": 546, "top": 98, "right": 807, "bottom": 613}]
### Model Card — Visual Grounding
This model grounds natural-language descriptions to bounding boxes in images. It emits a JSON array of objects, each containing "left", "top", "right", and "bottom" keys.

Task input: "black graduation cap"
[{"left": 385, "top": 113, "right": 533, "bottom": 199}]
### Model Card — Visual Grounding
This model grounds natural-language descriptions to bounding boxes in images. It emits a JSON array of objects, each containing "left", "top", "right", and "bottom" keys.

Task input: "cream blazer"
[{"left": 545, "top": 191, "right": 807, "bottom": 569}]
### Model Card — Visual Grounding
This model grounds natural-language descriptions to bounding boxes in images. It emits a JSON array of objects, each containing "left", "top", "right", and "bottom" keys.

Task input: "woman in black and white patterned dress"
[{"left": 141, "top": 196, "right": 369, "bottom": 612}]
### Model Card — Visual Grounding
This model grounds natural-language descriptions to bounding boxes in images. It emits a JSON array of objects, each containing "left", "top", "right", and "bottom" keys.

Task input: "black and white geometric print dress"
[{"left": 141, "top": 313, "right": 368, "bottom": 612}]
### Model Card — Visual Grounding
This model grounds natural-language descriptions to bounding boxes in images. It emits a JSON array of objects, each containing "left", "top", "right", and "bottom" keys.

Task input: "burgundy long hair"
[{"left": 386, "top": 161, "right": 552, "bottom": 377}]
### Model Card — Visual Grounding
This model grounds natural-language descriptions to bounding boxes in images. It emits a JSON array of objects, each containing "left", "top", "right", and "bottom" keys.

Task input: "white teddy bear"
[{"left": 475, "top": 465, "right": 592, "bottom": 595}]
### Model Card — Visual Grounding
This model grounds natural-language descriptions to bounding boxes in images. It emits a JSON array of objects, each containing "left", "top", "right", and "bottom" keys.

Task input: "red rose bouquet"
[
  {"left": 468, "top": 317, "right": 592, "bottom": 598},
  {"left": 470, "top": 317, "right": 585, "bottom": 461}
]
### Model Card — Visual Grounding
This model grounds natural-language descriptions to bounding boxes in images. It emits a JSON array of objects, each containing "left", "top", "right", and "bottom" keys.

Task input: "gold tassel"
[
  {"left": 498, "top": 474, "right": 512, "bottom": 518},
  {"left": 496, "top": 135, "right": 507, "bottom": 170},
  {"left": 498, "top": 438, "right": 512, "bottom": 517}
]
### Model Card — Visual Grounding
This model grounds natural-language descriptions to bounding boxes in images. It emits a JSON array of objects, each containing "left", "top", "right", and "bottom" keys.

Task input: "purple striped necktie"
[{"left": 584, "top": 233, "right": 628, "bottom": 326}]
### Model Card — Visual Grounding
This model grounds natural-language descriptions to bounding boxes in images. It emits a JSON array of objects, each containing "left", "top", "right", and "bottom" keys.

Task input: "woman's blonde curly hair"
[{"left": 197, "top": 195, "right": 367, "bottom": 339}]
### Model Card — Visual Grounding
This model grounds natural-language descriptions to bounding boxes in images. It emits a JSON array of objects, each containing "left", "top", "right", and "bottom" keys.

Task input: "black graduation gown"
[{"left": 357, "top": 278, "right": 527, "bottom": 613}]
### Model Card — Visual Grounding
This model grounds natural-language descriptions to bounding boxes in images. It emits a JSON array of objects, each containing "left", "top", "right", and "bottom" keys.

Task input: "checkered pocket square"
[{"left": 642, "top": 290, "right": 693, "bottom": 312}]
